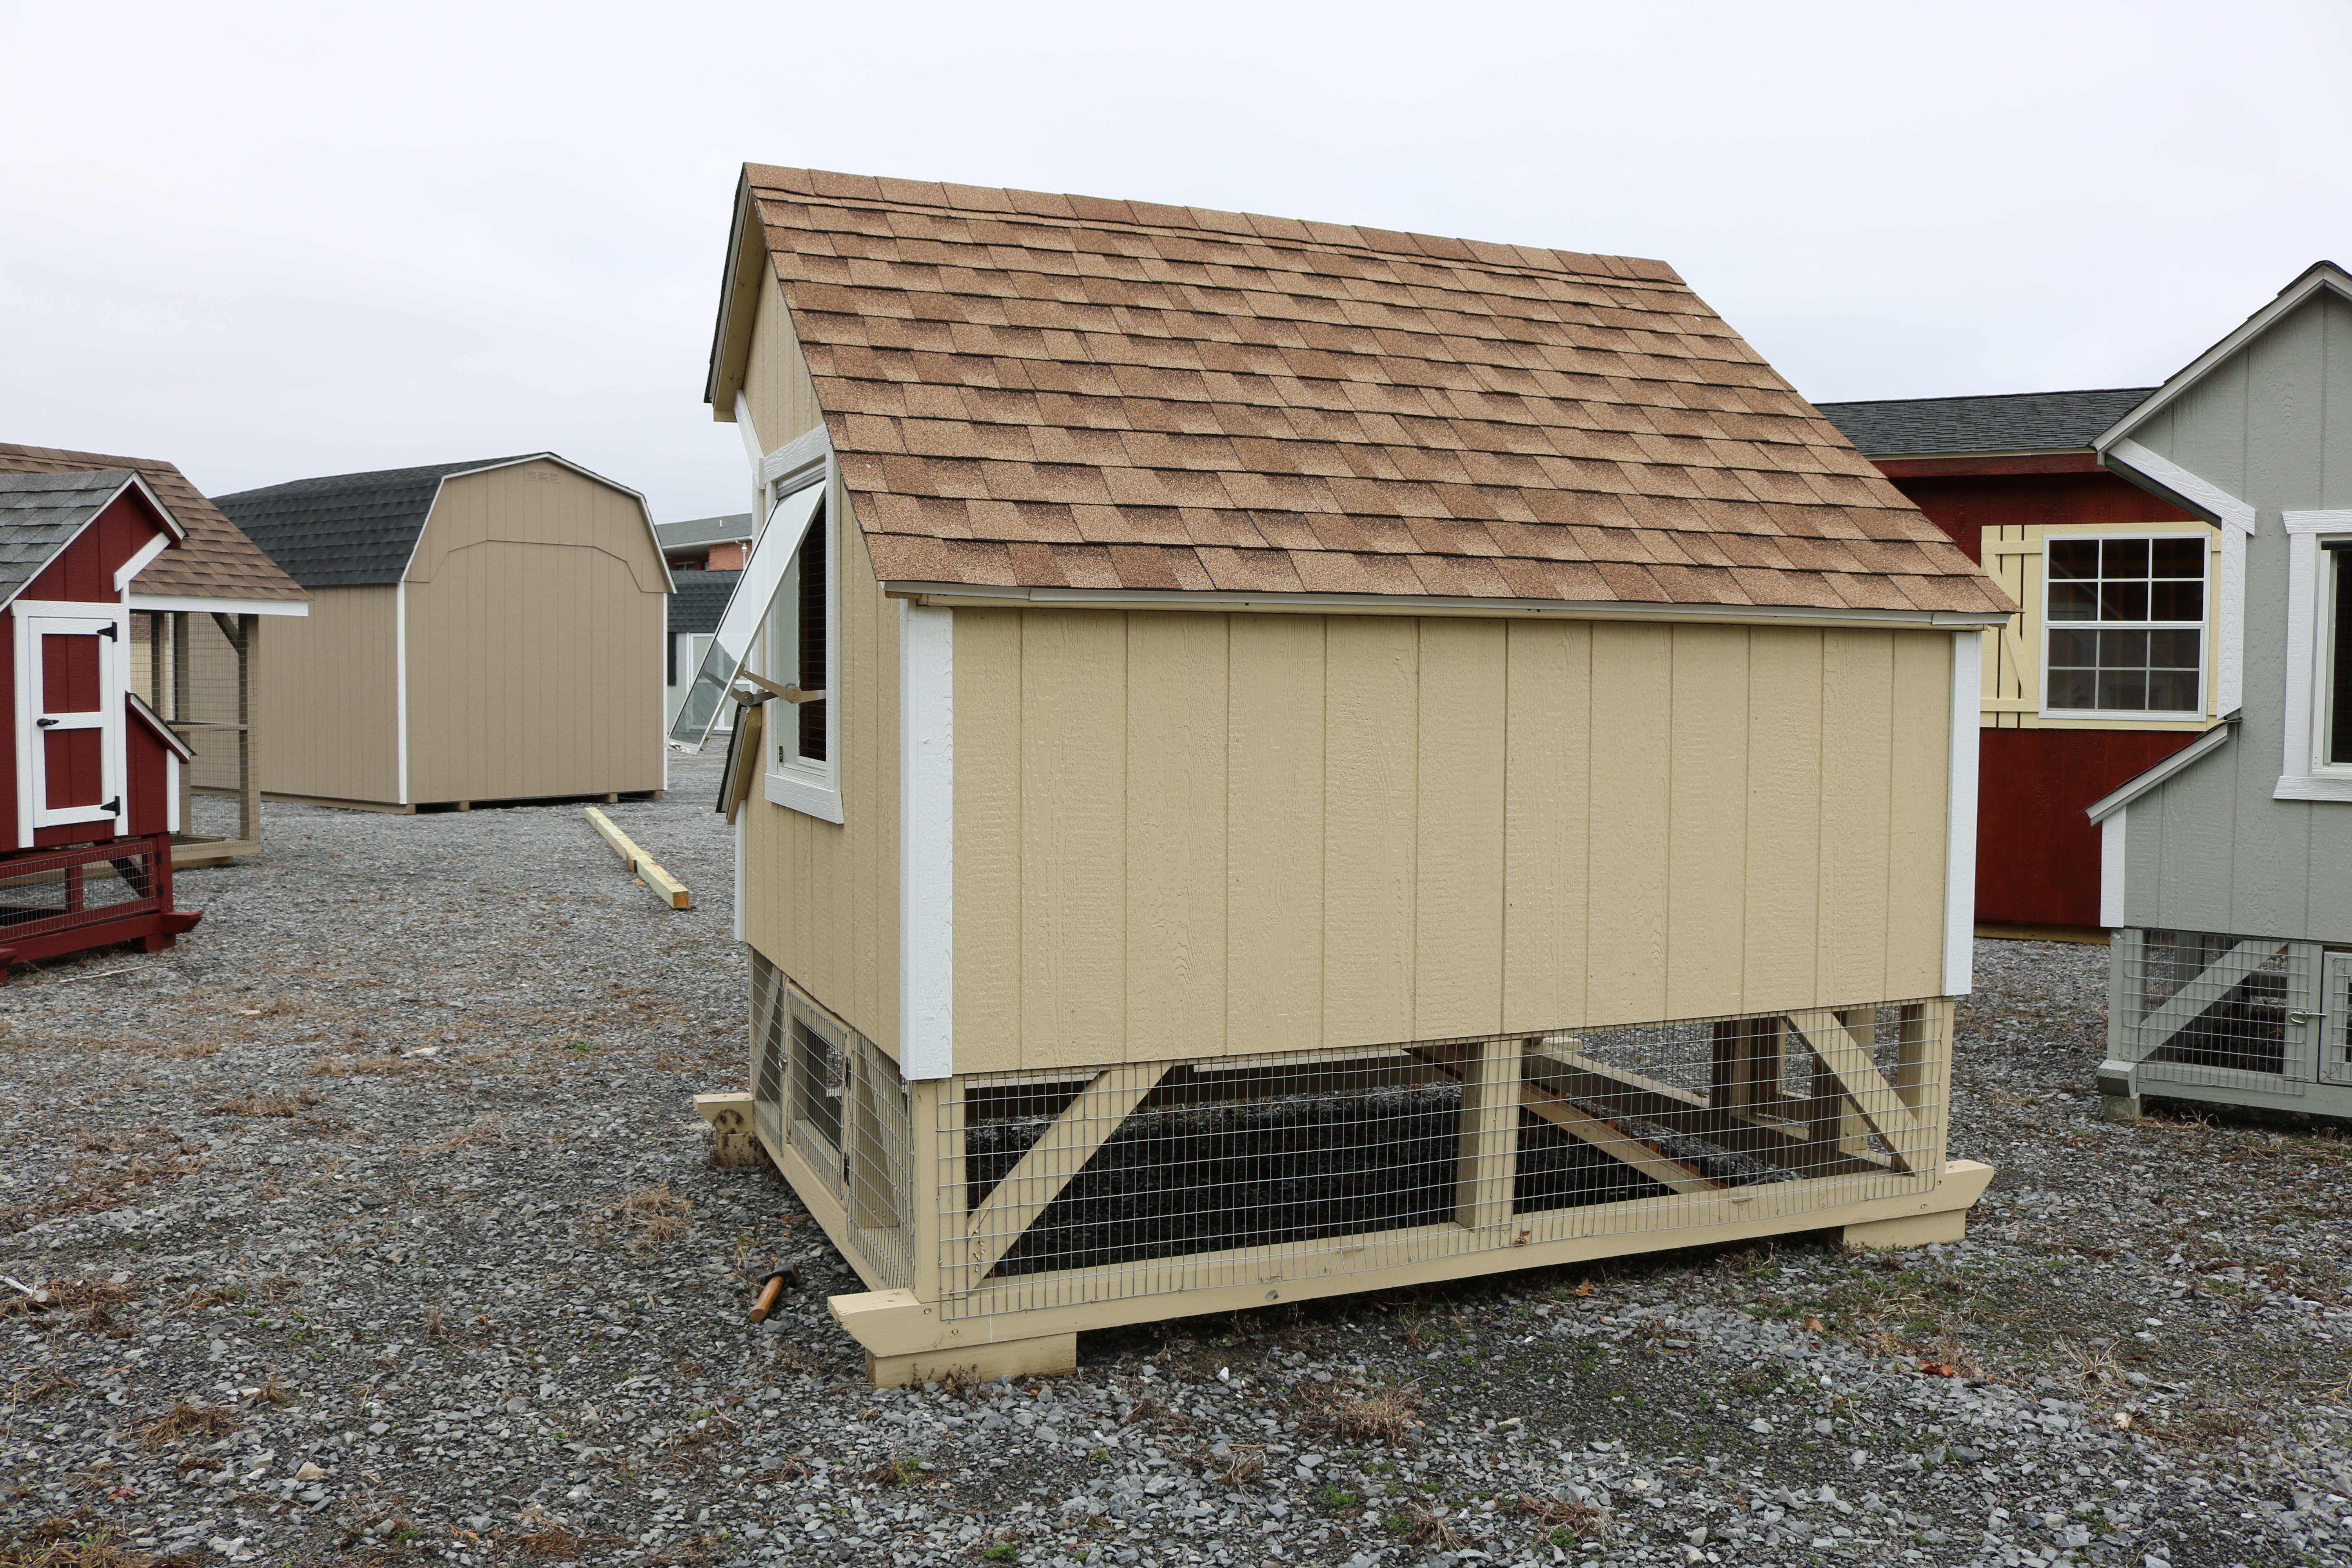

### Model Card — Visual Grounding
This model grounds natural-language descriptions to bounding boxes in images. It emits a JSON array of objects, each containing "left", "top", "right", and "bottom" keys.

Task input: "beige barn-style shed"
[
  {"left": 216, "top": 455, "right": 671, "bottom": 812},
  {"left": 689, "top": 166, "right": 2016, "bottom": 1386}
]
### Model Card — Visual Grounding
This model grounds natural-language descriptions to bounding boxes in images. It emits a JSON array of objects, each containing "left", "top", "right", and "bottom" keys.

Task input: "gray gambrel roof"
[
  {"left": 0, "top": 468, "right": 163, "bottom": 606},
  {"left": 1816, "top": 388, "right": 2157, "bottom": 459},
  {"left": 213, "top": 456, "right": 541, "bottom": 588}
]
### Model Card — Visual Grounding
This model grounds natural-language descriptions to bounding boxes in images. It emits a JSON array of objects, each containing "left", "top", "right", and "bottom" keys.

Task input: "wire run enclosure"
[
  {"left": 2100, "top": 928, "right": 2352, "bottom": 1119},
  {"left": 737, "top": 954, "right": 1991, "bottom": 1387},
  {"left": 132, "top": 608, "right": 263, "bottom": 865}
]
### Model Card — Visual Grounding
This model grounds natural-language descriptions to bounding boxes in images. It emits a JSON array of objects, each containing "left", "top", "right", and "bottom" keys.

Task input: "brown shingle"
[
  {"left": 0, "top": 443, "right": 307, "bottom": 605},
  {"left": 741, "top": 167, "right": 2013, "bottom": 616}
]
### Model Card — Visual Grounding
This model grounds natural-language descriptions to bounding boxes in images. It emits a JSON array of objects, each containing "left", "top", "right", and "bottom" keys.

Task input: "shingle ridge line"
[
  {"left": 1814, "top": 386, "right": 2159, "bottom": 408},
  {"left": 753, "top": 193, "right": 1684, "bottom": 292}
]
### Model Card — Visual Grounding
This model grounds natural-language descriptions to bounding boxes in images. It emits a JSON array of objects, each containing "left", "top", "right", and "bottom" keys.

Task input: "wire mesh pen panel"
[
  {"left": 2120, "top": 929, "right": 2312, "bottom": 1095},
  {"left": 934, "top": 999, "right": 1949, "bottom": 1321},
  {"left": 747, "top": 951, "right": 914, "bottom": 1291},
  {"left": 0, "top": 839, "right": 165, "bottom": 940},
  {"left": 132, "top": 609, "right": 260, "bottom": 847}
]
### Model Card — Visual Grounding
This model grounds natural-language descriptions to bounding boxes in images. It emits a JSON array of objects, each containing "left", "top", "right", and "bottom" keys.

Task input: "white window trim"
[
  {"left": 760, "top": 428, "right": 843, "bottom": 825},
  {"left": 2278, "top": 511, "right": 2352, "bottom": 802},
  {"left": 2036, "top": 530, "right": 2211, "bottom": 722}
]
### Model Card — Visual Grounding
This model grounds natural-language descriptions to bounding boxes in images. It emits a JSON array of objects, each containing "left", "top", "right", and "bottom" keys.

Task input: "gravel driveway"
[{"left": 4, "top": 762, "right": 2348, "bottom": 1568}]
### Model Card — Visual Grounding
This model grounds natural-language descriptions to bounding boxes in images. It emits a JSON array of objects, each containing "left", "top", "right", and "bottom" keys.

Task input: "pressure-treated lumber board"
[
  {"left": 961, "top": 1062, "right": 1164, "bottom": 1283},
  {"left": 1520, "top": 1081, "right": 1717, "bottom": 1195},
  {"left": 584, "top": 806, "right": 690, "bottom": 909}
]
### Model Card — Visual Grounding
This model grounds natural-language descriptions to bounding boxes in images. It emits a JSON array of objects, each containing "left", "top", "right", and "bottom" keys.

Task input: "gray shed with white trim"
[{"left": 2085, "top": 260, "right": 2352, "bottom": 1120}]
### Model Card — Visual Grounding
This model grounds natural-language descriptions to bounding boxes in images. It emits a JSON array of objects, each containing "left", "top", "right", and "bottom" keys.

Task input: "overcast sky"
[{"left": 3, "top": 0, "right": 2343, "bottom": 524}]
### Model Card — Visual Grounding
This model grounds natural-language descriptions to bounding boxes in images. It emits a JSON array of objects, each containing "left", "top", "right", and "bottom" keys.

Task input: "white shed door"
[{"left": 16, "top": 603, "right": 127, "bottom": 831}]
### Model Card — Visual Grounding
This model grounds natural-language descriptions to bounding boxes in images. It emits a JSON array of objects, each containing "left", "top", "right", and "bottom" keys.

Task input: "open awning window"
[{"left": 668, "top": 481, "right": 824, "bottom": 750}]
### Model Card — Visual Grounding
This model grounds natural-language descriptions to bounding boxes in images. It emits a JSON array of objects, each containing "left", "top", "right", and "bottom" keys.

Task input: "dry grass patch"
[
  {"left": 7, "top": 1368, "right": 81, "bottom": 1404},
  {"left": 309, "top": 1054, "right": 426, "bottom": 1078},
  {"left": 608, "top": 1184, "right": 692, "bottom": 1251},
  {"left": 515, "top": 1520, "right": 582, "bottom": 1559},
  {"left": 1517, "top": 1494, "right": 1609, "bottom": 1542},
  {"left": 1, "top": 1512, "right": 184, "bottom": 1567},
  {"left": 135, "top": 1400, "right": 240, "bottom": 1448},
  {"left": 205, "top": 1091, "right": 320, "bottom": 1118},
  {"left": 432, "top": 1115, "right": 505, "bottom": 1151},
  {"left": 1308, "top": 1380, "right": 1419, "bottom": 1446}
]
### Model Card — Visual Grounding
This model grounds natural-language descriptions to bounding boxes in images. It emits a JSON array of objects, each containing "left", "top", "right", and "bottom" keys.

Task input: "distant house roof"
[
  {"left": 0, "top": 443, "right": 307, "bottom": 606},
  {"left": 212, "top": 455, "right": 541, "bottom": 588},
  {"left": 668, "top": 569, "right": 740, "bottom": 638},
  {"left": 0, "top": 469, "right": 155, "bottom": 605},
  {"left": 656, "top": 514, "right": 754, "bottom": 554},
  {"left": 1815, "top": 389, "right": 2156, "bottom": 459},
  {"left": 708, "top": 166, "right": 2012, "bottom": 620}
]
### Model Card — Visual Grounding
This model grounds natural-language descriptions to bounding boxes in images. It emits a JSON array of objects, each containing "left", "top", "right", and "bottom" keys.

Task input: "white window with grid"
[{"left": 2042, "top": 534, "right": 2207, "bottom": 718}]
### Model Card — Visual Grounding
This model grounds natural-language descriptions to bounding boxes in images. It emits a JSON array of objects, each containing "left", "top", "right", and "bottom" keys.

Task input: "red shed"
[{"left": 0, "top": 468, "right": 202, "bottom": 973}]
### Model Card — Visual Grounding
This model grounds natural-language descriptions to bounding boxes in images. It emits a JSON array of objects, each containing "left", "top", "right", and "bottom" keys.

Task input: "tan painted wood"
[
  {"left": 1416, "top": 619, "right": 1507, "bottom": 1040},
  {"left": 1584, "top": 623, "right": 1671, "bottom": 1022},
  {"left": 1124, "top": 612, "right": 1229, "bottom": 1062},
  {"left": 1740, "top": 632, "right": 1822, "bottom": 1013},
  {"left": 1887, "top": 633, "right": 1954, "bottom": 986},
  {"left": 951, "top": 610, "right": 1024, "bottom": 1075},
  {"left": 960, "top": 1062, "right": 1164, "bottom": 1282},
  {"left": 252, "top": 586, "right": 402, "bottom": 804},
  {"left": 1785, "top": 1007, "right": 1920, "bottom": 1172},
  {"left": 741, "top": 268, "right": 828, "bottom": 457},
  {"left": 1451, "top": 1034, "right": 1522, "bottom": 1232},
  {"left": 1666, "top": 625, "right": 1751, "bottom": 1015},
  {"left": 724, "top": 702, "right": 764, "bottom": 824},
  {"left": 1323, "top": 616, "right": 1418, "bottom": 1046},
  {"left": 1019, "top": 612, "right": 1127, "bottom": 1072},
  {"left": 1225, "top": 615, "right": 1325, "bottom": 1055},
  {"left": 1816, "top": 632, "right": 1896, "bottom": 1004},
  {"left": 913, "top": 1079, "right": 959, "bottom": 1303},
  {"left": 1501, "top": 621, "right": 1590, "bottom": 1034},
  {"left": 1520, "top": 1081, "right": 1717, "bottom": 1195}
]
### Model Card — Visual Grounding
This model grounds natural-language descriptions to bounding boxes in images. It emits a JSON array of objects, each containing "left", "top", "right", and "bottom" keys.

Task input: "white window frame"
[
  {"left": 759, "top": 429, "right": 842, "bottom": 825},
  {"left": 2038, "top": 530, "right": 2210, "bottom": 722},
  {"left": 2278, "top": 511, "right": 2352, "bottom": 802}
]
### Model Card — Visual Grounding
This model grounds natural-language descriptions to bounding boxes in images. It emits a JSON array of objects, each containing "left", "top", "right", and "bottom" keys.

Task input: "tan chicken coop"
[
  {"left": 687, "top": 165, "right": 2012, "bottom": 1387},
  {"left": 215, "top": 454, "right": 670, "bottom": 812}
]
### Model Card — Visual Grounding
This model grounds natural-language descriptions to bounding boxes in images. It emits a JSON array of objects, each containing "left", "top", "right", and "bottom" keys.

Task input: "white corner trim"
[
  {"left": 1943, "top": 630, "right": 1981, "bottom": 996},
  {"left": 165, "top": 748, "right": 181, "bottom": 835},
  {"left": 2099, "top": 808, "right": 2126, "bottom": 929},
  {"left": 2216, "top": 525, "right": 2247, "bottom": 715},
  {"left": 2086, "top": 719, "right": 2236, "bottom": 822},
  {"left": 2106, "top": 440, "right": 2256, "bottom": 535},
  {"left": 113, "top": 530, "right": 174, "bottom": 594},
  {"left": 2276, "top": 515, "right": 2352, "bottom": 800},
  {"left": 394, "top": 581, "right": 411, "bottom": 806},
  {"left": 732, "top": 808, "right": 745, "bottom": 945},
  {"left": 899, "top": 601, "right": 954, "bottom": 1080},
  {"left": 759, "top": 425, "right": 832, "bottom": 493},
  {"left": 733, "top": 391, "right": 764, "bottom": 476}
]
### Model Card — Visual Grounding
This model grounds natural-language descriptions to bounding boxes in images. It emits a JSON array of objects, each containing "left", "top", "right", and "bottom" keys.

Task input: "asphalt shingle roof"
[
  {"left": 667, "top": 569, "right": 741, "bottom": 638},
  {"left": 0, "top": 443, "right": 307, "bottom": 604},
  {"left": 1814, "top": 389, "right": 2158, "bottom": 459},
  {"left": 0, "top": 469, "right": 138, "bottom": 605},
  {"left": 656, "top": 514, "right": 755, "bottom": 554},
  {"left": 730, "top": 165, "right": 2011, "bottom": 617},
  {"left": 213, "top": 456, "right": 540, "bottom": 588}
]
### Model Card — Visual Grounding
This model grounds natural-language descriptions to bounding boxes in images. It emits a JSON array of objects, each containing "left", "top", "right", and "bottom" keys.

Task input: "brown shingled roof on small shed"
[
  {"left": 0, "top": 443, "right": 308, "bottom": 605},
  {"left": 721, "top": 166, "right": 2011, "bottom": 617}
]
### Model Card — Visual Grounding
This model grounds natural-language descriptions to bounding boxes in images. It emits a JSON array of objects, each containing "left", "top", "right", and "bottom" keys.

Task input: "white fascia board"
[
  {"left": 0, "top": 471, "right": 180, "bottom": 612},
  {"left": 2085, "top": 719, "right": 2237, "bottom": 822},
  {"left": 2276, "top": 513, "right": 2352, "bottom": 802},
  {"left": 2103, "top": 440, "right": 2256, "bottom": 535},
  {"left": 898, "top": 600, "right": 954, "bottom": 1080},
  {"left": 2099, "top": 809, "right": 2127, "bottom": 929},
  {"left": 2093, "top": 263, "right": 2352, "bottom": 452},
  {"left": 1942, "top": 631, "right": 1981, "bottom": 996},
  {"left": 882, "top": 581, "right": 2014, "bottom": 631},
  {"left": 129, "top": 594, "right": 309, "bottom": 616},
  {"left": 112, "top": 528, "right": 175, "bottom": 593}
]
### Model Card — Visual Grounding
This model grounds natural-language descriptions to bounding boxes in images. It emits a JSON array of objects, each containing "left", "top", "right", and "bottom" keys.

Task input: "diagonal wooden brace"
[
  {"left": 961, "top": 1062, "right": 1164, "bottom": 1285},
  {"left": 1783, "top": 1009, "right": 1919, "bottom": 1173},
  {"left": 1520, "top": 1081, "right": 1720, "bottom": 1194}
]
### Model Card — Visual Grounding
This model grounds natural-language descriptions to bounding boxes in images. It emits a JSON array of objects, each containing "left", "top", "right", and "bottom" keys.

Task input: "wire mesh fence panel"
[
  {"left": 933, "top": 998, "right": 1950, "bottom": 1321},
  {"left": 0, "top": 839, "right": 165, "bottom": 940},
  {"left": 134, "top": 610, "right": 260, "bottom": 846},
  {"left": 2322, "top": 953, "right": 2352, "bottom": 1087},
  {"left": 2123, "top": 929, "right": 2309, "bottom": 1094}
]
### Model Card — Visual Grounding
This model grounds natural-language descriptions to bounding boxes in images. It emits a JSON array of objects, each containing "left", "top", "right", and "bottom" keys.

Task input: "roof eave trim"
[
  {"left": 705, "top": 170, "right": 767, "bottom": 416},
  {"left": 2085, "top": 715, "right": 2237, "bottom": 823},
  {"left": 878, "top": 580, "right": 2013, "bottom": 629},
  {"left": 2093, "top": 262, "right": 2352, "bottom": 452},
  {"left": 129, "top": 593, "right": 310, "bottom": 616},
  {"left": 128, "top": 692, "right": 197, "bottom": 761},
  {"left": 2103, "top": 439, "right": 2257, "bottom": 534},
  {"left": 0, "top": 470, "right": 182, "bottom": 613}
]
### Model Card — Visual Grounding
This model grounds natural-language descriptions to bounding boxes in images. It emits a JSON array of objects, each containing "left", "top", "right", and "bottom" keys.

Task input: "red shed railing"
[{"left": 0, "top": 833, "right": 200, "bottom": 976}]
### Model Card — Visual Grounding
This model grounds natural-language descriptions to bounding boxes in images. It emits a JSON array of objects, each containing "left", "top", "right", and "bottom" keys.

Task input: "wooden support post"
[
  {"left": 1453, "top": 1035, "right": 1521, "bottom": 1234},
  {"left": 909, "top": 1079, "right": 960, "bottom": 1305},
  {"left": 1893, "top": 1000, "right": 1949, "bottom": 1176},
  {"left": 171, "top": 612, "right": 192, "bottom": 835},
  {"left": 961, "top": 1063, "right": 1162, "bottom": 1285},
  {"left": 236, "top": 615, "right": 260, "bottom": 847},
  {"left": 1785, "top": 1009, "right": 1921, "bottom": 1174},
  {"left": 847, "top": 1046, "right": 897, "bottom": 1235}
]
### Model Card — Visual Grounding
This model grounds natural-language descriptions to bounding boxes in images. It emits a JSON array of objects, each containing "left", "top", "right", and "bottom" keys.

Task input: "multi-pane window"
[
  {"left": 2045, "top": 536, "right": 2205, "bottom": 715},
  {"left": 2328, "top": 543, "right": 2352, "bottom": 765}
]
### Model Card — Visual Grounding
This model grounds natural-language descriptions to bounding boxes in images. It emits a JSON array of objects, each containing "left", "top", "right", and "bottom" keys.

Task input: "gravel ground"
[{"left": 4, "top": 759, "right": 2349, "bottom": 1568}]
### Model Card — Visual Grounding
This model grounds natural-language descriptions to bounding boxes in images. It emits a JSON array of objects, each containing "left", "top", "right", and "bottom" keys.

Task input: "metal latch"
[
  {"left": 2287, "top": 1010, "right": 2320, "bottom": 1025},
  {"left": 34, "top": 717, "right": 57, "bottom": 728}
]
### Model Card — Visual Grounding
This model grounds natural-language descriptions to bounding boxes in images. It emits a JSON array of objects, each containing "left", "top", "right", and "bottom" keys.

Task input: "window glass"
[
  {"left": 2330, "top": 549, "right": 2352, "bottom": 766},
  {"left": 668, "top": 481, "right": 824, "bottom": 748},
  {"left": 2045, "top": 535, "right": 2206, "bottom": 715}
]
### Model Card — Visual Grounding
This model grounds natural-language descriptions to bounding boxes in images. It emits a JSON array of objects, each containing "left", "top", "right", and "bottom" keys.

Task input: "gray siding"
[{"left": 2118, "top": 287, "right": 2352, "bottom": 942}]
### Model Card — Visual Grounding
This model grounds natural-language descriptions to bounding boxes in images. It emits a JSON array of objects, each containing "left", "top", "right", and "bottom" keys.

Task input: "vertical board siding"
[
  {"left": 403, "top": 460, "right": 666, "bottom": 803},
  {"left": 733, "top": 275, "right": 904, "bottom": 1054},
  {"left": 953, "top": 615, "right": 1957, "bottom": 1073},
  {"left": 255, "top": 586, "right": 401, "bottom": 802}
]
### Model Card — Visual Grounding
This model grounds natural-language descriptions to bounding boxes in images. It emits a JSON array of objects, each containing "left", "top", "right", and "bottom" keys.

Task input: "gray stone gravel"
[{"left": 3, "top": 764, "right": 2348, "bottom": 1568}]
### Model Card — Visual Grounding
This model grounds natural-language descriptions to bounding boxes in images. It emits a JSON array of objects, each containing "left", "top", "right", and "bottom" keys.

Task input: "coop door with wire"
[{"left": 13, "top": 601, "right": 127, "bottom": 838}]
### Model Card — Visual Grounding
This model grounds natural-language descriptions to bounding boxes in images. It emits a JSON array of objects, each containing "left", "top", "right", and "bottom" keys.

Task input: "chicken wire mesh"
[
  {"left": 132, "top": 609, "right": 261, "bottom": 847},
  {"left": 2119, "top": 929, "right": 2311, "bottom": 1093},
  {"left": 929, "top": 999, "right": 1947, "bottom": 1320},
  {"left": 0, "top": 837, "right": 165, "bottom": 941}
]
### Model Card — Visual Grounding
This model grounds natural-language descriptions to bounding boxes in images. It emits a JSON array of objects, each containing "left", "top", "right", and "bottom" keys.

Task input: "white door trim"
[{"left": 13, "top": 600, "right": 129, "bottom": 842}]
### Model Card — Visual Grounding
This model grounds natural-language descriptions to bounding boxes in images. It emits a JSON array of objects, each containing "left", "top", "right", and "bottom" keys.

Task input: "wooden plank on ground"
[
  {"left": 962, "top": 1062, "right": 1163, "bottom": 1285},
  {"left": 584, "top": 806, "right": 691, "bottom": 910}
]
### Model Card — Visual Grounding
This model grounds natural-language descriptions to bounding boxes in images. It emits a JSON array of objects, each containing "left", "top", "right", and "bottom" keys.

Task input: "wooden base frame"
[{"left": 708, "top": 989, "right": 1995, "bottom": 1388}]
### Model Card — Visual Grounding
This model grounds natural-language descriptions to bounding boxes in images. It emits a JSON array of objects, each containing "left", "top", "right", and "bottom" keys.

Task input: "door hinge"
[
  {"left": 98, "top": 622, "right": 118, "bottom": 641},
  {"left": 102, "top": 797, "right": 121, "bottom": 815}
]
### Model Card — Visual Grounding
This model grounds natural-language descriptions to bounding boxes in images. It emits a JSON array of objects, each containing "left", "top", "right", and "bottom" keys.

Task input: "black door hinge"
[
  {"left": 102, "top": 797, "right": 121, "bottom": 814},
  {"left": 98, "top": 623, "right": 118, "bottom": 641}
]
